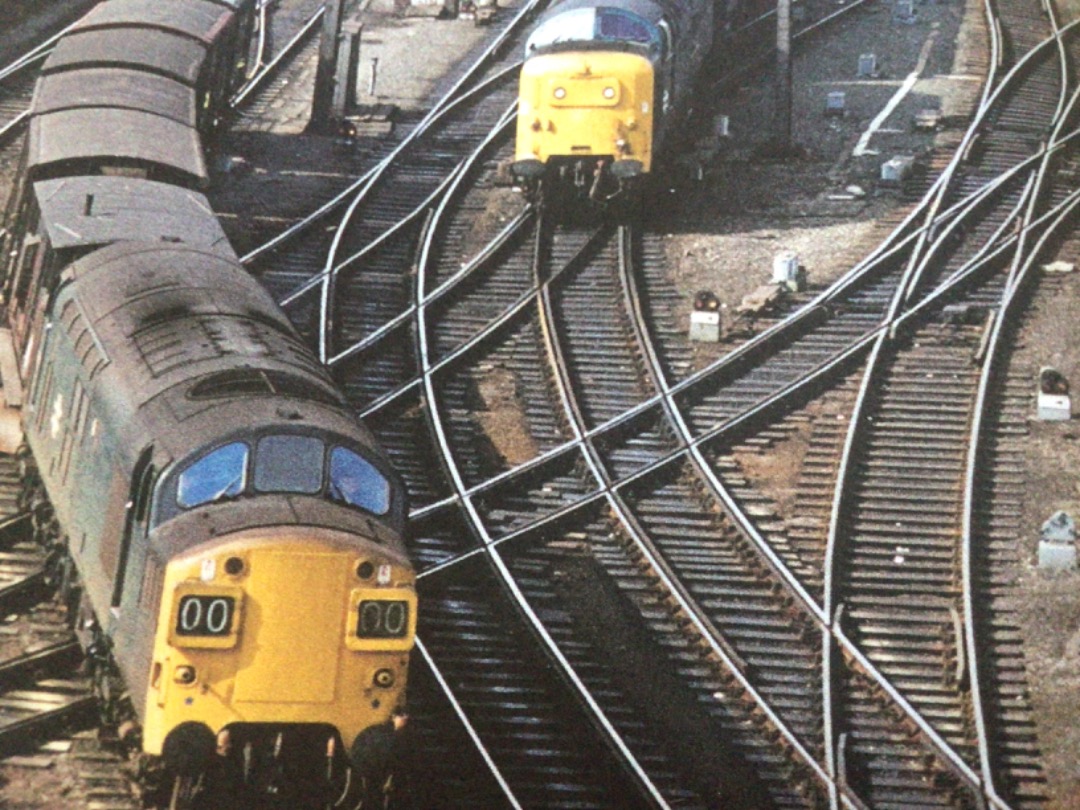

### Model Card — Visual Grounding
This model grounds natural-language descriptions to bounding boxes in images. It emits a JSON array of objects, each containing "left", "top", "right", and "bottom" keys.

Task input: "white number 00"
[{"left": 180, "top": 597, "right": 231, "bottom": 634}]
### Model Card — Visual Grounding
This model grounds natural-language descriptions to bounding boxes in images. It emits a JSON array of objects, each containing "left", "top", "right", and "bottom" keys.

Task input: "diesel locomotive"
[
  {"left": 512, "top": 0, "right": 715, "bottom": 199},
  {"left": 0, "top": 0, "right": 416, "bottom": 806}
]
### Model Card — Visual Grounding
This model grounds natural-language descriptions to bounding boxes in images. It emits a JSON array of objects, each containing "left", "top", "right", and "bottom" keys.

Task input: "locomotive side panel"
[{"left": 23, "top": 296, "right": 132, "bottom": 617}]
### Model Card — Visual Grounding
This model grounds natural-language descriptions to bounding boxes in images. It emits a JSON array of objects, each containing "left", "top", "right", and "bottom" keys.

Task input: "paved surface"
[{"left": 244, "top": 0, "right": 504, "bottom": 133}]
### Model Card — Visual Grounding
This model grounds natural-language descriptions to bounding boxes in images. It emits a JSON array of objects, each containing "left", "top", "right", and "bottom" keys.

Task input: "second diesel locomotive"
[
  {"left": 0, "top": 0, "right": 417, "bottom": 805},
  {"left": 511, "top": 0, "right": 715, "bottom": 199}
]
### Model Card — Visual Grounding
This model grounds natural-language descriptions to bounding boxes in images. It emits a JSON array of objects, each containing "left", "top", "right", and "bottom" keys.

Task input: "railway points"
[{"left": 2, "top": 0, "right": 1080, "bottom": 806}]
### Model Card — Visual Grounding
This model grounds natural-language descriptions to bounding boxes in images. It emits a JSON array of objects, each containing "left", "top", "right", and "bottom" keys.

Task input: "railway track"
[
  {"left": 1, "top": 0, "right": 1076, "bottom": 804},
  {"left": 310, "top": 0, "right": 1078, "bottom": 803},
  {"left": 0, "top": 452, "right": 138, "bottom": 808},
  {"left": 217, "top": 0, "right": 937, "bottom": 803}
]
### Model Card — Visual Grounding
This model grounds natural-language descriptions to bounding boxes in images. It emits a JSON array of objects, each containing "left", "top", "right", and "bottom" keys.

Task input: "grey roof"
[
  {"left": 33, "top": 176, "right": 232, "bottom": 256},
  {"left": 43, "top": 28, "right": 207, "bottom": 86},
  {"left": 536, "top": 0, "right": 667, "bottom": 25},
  {"left": 32, "top": 68, "right": 197, "bottom": 127},
  {"left": 73, "top": 0, "right": 235, "bottom": 44},
  {"left": 27, "top": 107, "right": 206, "bottom": 186},
  {"left": 206, "top": 0, "right": 256, "bottom": 9}
]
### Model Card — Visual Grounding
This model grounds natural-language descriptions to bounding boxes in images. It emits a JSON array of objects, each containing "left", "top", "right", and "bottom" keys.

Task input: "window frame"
[{"left": 175, "top": 440, "right": 250, "bottom": 509}]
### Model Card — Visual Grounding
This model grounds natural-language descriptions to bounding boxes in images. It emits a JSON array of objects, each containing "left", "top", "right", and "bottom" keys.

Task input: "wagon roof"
[
  {"left": 33, "top": 177, "right": 232, "bottom": 256},
  {"left": 32, "top": 68, "right": 197, "bottom": 127},
  {"left": 73, "top": 0, "right": 234, "bottom": 45},
  {"left": 43, "top": 28, "right": 207, "bottom": 86},
  {"left": 27, "top": 107, "right": 206, "bottom": 185}
]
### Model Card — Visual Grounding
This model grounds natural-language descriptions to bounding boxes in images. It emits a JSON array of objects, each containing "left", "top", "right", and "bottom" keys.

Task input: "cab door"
[{"left": 111, "top": 447, "right": 156, "bottom": 615}]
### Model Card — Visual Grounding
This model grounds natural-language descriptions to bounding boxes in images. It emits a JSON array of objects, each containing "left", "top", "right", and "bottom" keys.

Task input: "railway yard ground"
[
  {"left": 667, "top": 0, "right": 1080, "bottom": 803},
  {"left": 227, "top": 0, "right": 1071, "bottom": 799},
  {"left": 3, "top": 0, "right": 1080, "bottom": 804},
  {"left": 214, "top": 0, "right": 1080, "bottom": 802}
]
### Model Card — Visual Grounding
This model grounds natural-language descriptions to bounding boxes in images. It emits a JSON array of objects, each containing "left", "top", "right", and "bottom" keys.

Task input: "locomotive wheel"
[{"left": 168, "top": 775, "right": 200, "bottom": 810}]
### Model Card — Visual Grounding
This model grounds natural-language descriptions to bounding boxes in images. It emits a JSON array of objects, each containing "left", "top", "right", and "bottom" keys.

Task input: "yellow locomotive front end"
[
  {"left": 513, "top": 50, "right": 654, "bottom": 195},
  {"left": 141, "top": 529, "right": 416, "bottom": 774}
]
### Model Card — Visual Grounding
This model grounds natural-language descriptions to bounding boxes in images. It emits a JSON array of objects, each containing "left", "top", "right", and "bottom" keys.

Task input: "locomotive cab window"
[
  {"left": 177, "top": 442, "right": 248, "bottom": 507},
  {"left": 328, "top": 447, "right": 390, "bottom": 516},
  {"left": 526, "top": 8, "right": 596, "bottom": 51},
  {"left": 596, "top": 8, "right": 659, "bottom": 50},
  {"left": 254, "top": 435, "right": 323, "bottom": 494}
]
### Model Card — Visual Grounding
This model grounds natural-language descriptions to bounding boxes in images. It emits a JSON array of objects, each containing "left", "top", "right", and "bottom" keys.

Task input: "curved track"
[
  {"left": 3, "top": 0, "right": 1074, "bottom": 805},
  {"left": 304, "top": 0, "right": 1079, "bottom": 804}
]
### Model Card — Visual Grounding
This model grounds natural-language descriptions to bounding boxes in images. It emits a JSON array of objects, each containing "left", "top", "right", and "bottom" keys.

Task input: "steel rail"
[
  {"left": 409, "top": 148, "right": 1080, "bottom": 810},
  {"left": 254, "top": 57, "right": 520, "bottom": 279},
  {"left": 323, "top": 0, "right": 1073, "bottom": 429},
  {"left": 248, "top": 0, "right": 276, "bottom": 78},
  {"left": 405, "top": 183, "right": 1062, "bottom": 532},
  {"left": 322, "top": 113, "right": 529, "bottom": 395},
  {"left": 719, "top": 0, "right": 878, "bottom": 93},
  {"left": 364, "top": 140, "right": 1038, "bottom": 468},
  {"left": 279, "top": 154, "right": 473, "bottom": 310},
  {"left": 0, "top": 638, "right": 82, "bottom": 686},
  {"left": 0, "top": 110, "right": 30, "bottom": 146},
  {"left": 822, "top": 2, "right": 1066, "bottom": 618},
  {"left": 396, "top": 12, "right": 1073, "bottom": 806},
  {"left": 819, "top": 18, "right": 1072, "bottom": 805},
  {"left": 819, "top": 189, "right": 993, "bottom": 810},
  {"left": 0, "top": 569, "right": 50, "bottom": 616},
  {"left": 522, "top": 218, "right": 832, "bottom": 800},
  {"left": 242, "top": 0, "right": 540, "bottom": 266},
  {"left": 0, "top": 34, "right": 62, "bottom": 84},
  {"left": 412, "top": 213, "right": 672, "bottom": 810},
  {"left": 959, "top": 55, "right": 1080, "bottom": 803},
  {"left": 410, "top": 226, "right": 870, "bottom": 805},
  {"left": 313, "top": 72, "right": 521, "bottom": 361},
  {"left": 897, "top": 21, "right": 1080, "bottom": 307},
  {"left": 288, "top": 0, "right": 888, "bottom": 360},
  {"left": 230, "top": 4, "right": 324, "bottom": 108},
  {"left": 400, "top": 148, "right": 1068, "bottom": 526},
  {"left": 315, "top": 99, "right": 517, "bottom": 361},
  {"left": 326, "top": 203, "right": 531, "bottom": 372},
  {"left": 1000, "top": 7, "right": 1073, "bottom": 293},
  {"left": 359, "top": 126, "right": 1058, "bottom": 438},
  {"left": 410, "top": 213, "right": 1045, "bottom": 807},
  {"left": 0, "top": 694, "right": 97, "bottom": 752},
  {"left": 406, "top": 200, "right": 1028, "bottom": 557},
  {"left": 962, "top": 187, "right": 1080, "bottom": 810},
  {"left": 612, "top": 227, "right": 843, "bottom": 806},
  {"left": 409, "top": 154, "right": 1059, "bottom": 556},
  {"left": 412, "top": 637, "right": 523, "bottom": 808},
  {"left": 526, "top": 218, "right": 692, "bottom": 806}
]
